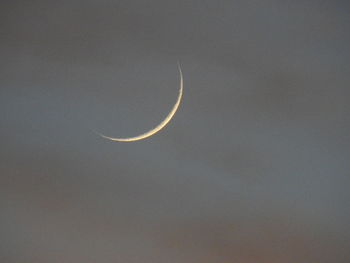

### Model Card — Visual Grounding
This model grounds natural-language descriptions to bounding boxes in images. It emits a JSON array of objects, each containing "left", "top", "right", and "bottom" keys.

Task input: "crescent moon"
[{"left": 96, "top": 64, "right": 183, "bottom": 142}]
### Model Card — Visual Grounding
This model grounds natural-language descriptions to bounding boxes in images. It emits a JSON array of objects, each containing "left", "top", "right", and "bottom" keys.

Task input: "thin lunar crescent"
[{"left": 96, "top": 64, "right": 183, "bottom": 142}]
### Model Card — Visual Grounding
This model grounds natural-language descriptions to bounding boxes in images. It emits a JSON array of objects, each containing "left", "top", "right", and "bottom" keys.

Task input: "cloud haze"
[{"left": 1, "top": 0, "right": 349, "bottom": 262}]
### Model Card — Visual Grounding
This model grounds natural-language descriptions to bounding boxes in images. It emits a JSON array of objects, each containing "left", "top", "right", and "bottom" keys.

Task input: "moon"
[{"left": 96, "top": 64, "right": 183, "bottom": 142}]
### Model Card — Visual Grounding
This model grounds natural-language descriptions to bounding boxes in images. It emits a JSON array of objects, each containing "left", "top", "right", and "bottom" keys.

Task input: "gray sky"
[{"left": 1, "top": 1, "right": 349, "bottom": 262}]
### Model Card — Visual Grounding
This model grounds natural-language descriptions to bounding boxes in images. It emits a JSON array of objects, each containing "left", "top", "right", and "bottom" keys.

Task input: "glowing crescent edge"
[{"left": 96, "top": 64, "right": 183, "bottom": 142}]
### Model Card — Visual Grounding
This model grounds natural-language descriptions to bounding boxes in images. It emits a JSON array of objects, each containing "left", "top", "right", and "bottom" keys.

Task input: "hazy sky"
[{"left": 1, "top": 1, "right": 349, "bottom": 262}]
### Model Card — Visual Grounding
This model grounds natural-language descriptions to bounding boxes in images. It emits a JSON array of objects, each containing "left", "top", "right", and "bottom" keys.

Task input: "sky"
[{"left": 1, "top": 0, "right": 349, "bottom": 262}]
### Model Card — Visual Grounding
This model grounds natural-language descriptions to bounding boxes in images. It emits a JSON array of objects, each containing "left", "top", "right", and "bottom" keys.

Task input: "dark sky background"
[{"left": 1, "top": 1, "right": 349, "bottom": 262}]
